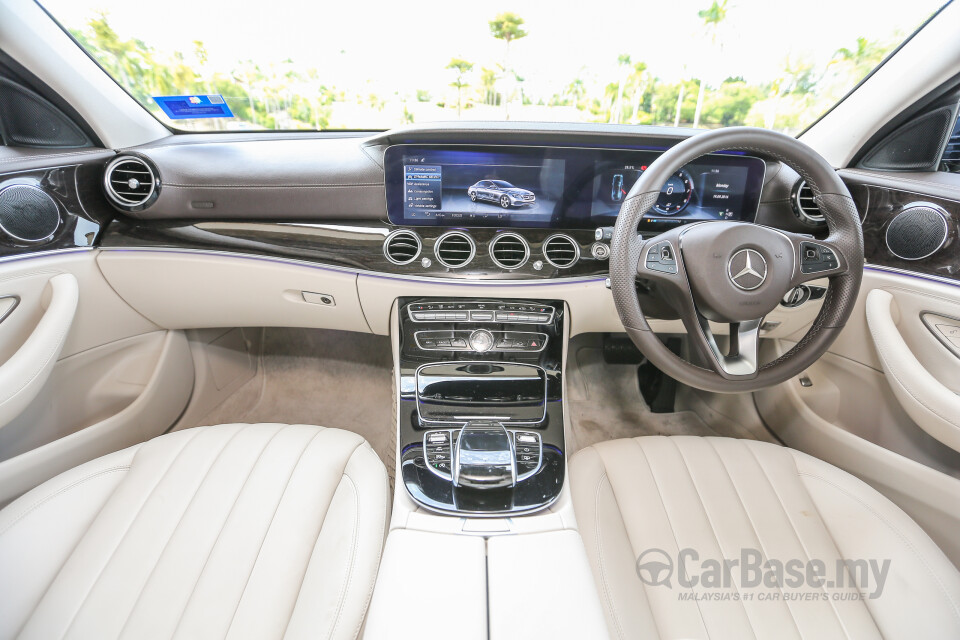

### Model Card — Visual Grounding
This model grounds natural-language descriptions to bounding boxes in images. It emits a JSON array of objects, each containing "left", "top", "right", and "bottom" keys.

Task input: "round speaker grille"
[
  {"left": 885, "top": 205, "right": 949, "bottom": 261},
  {"left": 0, "top": 185, "right": 60, "bottom": 243}
]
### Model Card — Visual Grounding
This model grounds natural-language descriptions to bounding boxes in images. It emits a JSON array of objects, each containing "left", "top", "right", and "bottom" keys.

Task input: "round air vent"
[
  {"left": 103, "top": 155, "right": 160, "bottom": 211},
  {"left": 885, "top": 204, "right": 949, "bottom": 260},
  {"left": 543, "top": 234, "right": 580, "bottom": 268},
  {"left": 383, "top": 229, "right": 422, "bottom": 265},
  {"left": 489, "top": 232, "right": 529, "bottom": 269},
  {"left": 791, "top": 180, "right": 824, "bottom": 226},
  {"left": 434, "top": 231, "right": 476, "bottom": 268},
  {"left": 0, "top": 184, "right": 60, "bottom": 243}
]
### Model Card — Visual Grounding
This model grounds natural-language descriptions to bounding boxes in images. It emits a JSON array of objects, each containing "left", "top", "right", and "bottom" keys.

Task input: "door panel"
[{"left": 0, "top": 252, "right": 193, "bottom": 505}]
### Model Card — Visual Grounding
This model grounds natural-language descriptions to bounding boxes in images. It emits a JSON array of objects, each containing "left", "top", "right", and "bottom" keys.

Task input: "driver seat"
[{"left": 570, "top": 435, "right": 960, "bottom": 640}]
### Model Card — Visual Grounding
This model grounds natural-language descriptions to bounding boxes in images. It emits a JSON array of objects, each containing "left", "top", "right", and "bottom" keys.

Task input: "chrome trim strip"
[
  {"left": 864, "top": 264, "right": 960, "bottom": 288},
  {"left": 0, "top": 247, "right": 93, "bottom": 264}
]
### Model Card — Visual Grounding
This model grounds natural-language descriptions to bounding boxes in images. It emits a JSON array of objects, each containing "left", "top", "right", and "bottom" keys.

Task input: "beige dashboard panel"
[
  {"left": 97, "top": 251, "right": 370, "bottom": 332},
  {"left": 357, "top": 273, "right": 823, "bottom": 338}
]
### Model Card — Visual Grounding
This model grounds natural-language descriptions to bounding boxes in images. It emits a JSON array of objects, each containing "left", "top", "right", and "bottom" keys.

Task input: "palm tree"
[
  {"left": 446, "top": 58, "right": 474, "bottom": 117},
  {"left": 693, "top": 0, "right": 728, "bottom": 128},
  {"left": 629, "top": 61, "right": 648, "bottom": 123},
  {"left": 488, "top": 12, "right": 529, "bottom": 118},
  {"left": 611, "top": 54, "right": 631, "bottom": 123}
]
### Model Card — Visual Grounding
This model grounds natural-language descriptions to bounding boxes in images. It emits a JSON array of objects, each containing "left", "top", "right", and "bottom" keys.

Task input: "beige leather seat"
[
  {"left": 0, "top": 423, "right": 389, "bottom": 640},
  {"left": 571, "top": 435, "right": 960, "bottom": 640}
]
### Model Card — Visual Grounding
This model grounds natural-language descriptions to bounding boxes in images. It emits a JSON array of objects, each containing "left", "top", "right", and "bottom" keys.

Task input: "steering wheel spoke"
[{"left": 683, "top": 309, "right": 763, "bottom": 378}]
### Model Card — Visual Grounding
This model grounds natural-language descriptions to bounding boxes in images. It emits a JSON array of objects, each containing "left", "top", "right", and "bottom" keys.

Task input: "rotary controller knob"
[{"left": 469, "top": 329, "right": 495, "bottom": 353}]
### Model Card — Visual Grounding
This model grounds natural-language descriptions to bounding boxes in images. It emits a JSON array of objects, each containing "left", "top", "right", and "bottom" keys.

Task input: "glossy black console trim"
[{"left": 398, "top": 296, "right": 565, "bottom": 515}]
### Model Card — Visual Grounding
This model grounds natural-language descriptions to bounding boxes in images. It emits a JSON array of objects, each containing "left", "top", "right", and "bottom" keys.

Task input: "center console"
[{"left": 397, "top": 297, "right": 565, "bottom": 515}]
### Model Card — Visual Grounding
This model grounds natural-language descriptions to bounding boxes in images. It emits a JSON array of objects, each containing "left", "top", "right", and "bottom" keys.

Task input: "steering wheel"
[{"left": 610, "top": 127, "right": 863, "bottom": 393}]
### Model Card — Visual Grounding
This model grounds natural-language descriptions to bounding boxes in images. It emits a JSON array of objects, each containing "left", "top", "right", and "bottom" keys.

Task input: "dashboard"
[{"left": 385, "top": 144, "right": 766, "bottom": 231}]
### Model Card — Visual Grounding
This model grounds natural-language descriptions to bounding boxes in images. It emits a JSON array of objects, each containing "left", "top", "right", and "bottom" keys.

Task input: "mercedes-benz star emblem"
[{"left": 728, "top": 249, "right": 768, "bottom": 290}]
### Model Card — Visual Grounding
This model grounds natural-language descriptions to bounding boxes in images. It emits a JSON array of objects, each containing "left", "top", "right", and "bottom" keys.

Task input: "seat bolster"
[
  {"left": 0, "top": 445, "right": 139, "bottom": 639},
  {"left": 285, "top": 441, "right": 390, "bottom": 640},
  {"left": 790, "top": 448, "right": 960, "bottom": 640},
  {"left": 569, "top": 445, "right": 660, "bottom": 640}
]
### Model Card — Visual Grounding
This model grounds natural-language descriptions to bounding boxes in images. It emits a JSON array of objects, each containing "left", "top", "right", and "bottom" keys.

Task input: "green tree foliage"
[
  {"left": 70, "top": 13, "right": 335, "bottom": 130},
  {"left": 446, "top": 58, "right": 474, "bottom": 117}
]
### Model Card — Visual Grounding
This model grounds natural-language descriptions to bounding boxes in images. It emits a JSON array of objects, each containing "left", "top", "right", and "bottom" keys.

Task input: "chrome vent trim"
[
  {"left": 543, "top": 234, "right": 580, "bottom": 268},
  {"left": 791, "top": 180, "right": 824, "bottom": 225},
  {"left": 434, "top": 231, "right": 476, "bottom": 268},
  {"left": 489, "top": 232, "right": 530, "bottom": 269},
  {"left": 103, "top": 156, "right": 159, "bottom": 211},
  {"left": 383, "top": 229, "right": 422, "bottom": 265}
]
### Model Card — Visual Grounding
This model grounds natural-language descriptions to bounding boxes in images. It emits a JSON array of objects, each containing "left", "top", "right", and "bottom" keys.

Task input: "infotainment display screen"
[{"left": 384, "top": 144, "right": 766, "bottom": 230}]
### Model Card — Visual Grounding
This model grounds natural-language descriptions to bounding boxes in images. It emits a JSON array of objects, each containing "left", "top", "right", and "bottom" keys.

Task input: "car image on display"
[{"left": 467, "top": 179, "right": 536, "bottom": 208}]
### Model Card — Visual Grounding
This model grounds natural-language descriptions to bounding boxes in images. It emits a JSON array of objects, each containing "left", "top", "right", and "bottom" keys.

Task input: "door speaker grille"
[
  {"left": 0, "top": 185, "right": 60, "bottom": 243},
  {"left": 885, "top": 205, "right": 949, "bottom": 260}
]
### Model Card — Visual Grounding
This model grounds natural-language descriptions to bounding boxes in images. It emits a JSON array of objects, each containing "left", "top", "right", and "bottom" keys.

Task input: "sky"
[{"left": 41, "top": 0, "right": 946, "bottom": 102}]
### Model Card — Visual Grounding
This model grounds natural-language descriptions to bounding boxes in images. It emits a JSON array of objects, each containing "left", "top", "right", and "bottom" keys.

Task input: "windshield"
[{"left": 41, "top": 0, "right": 946, "bottom": 135}]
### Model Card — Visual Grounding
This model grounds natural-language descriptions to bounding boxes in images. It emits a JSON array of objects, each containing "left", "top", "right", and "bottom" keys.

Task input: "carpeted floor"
[
  {"left": 565, "top": 345, "right": 724, "bottom": 454},
  {"left": 192, "top": 328, "right": 396, "bottom": 478}
]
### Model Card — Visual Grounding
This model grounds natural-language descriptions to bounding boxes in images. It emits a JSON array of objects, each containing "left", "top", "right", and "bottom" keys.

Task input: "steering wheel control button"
[
  {"left": 645, "top": 240, "right": 678, "bottom": 274},
  {"left": 800, "top": 241, "right": 839, "bottom": 274},
  {"left": 469, "top": 329, "right": 495, "bottom": 353},
  {"left": 727, "top": 248, "right": 768, "bottom": 290}
]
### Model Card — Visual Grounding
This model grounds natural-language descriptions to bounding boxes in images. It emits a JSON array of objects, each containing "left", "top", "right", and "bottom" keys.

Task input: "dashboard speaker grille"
[
  {"left": 435, "top": 231, "right": 476, "bottom": 268},
  {"left": 885, "top": 205, "right": 949, "bottom": 260},
  {"left": 383, "top": 230, "right": 421, "bottom": 265},
  {"left": 791, "top": 180, "right": 823, "bottom": 225},
  {"left": 543, "top": 234, "right": 579, "bottom": 268},
  {"left": 104, "top": 156, "right": 158, "bottom": 210},
  {"left": 0, "top": 185, "right": 60, "bottom": 242},
  {"left": 489, "top": 233, "right": 529, "bottom": 269}
]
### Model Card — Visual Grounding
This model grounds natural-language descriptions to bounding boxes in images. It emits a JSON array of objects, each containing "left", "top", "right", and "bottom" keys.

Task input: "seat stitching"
[
  {"left": 220, "top": 426, "right": 328, "bottom": 640},
  {"left": 671, "top": 439, "right": 757, "bottom": 640},
  {"left": 114, "top": 424, "right": 258, "bottom": 638},
  {"left": 53, "top": 428, "right": 206, "bottom": 640},
  {"left": 323, "top": 470, "right": 361, "bottom": 640},
  {"left": 344, "top": 447, "right": 388, "bottom": 640},
  {"left": 631, "top": 438, "right": 711, "bottom": 640},
  {"left": 593, "top": 448, "right": 665, "bottom": 640},
  {"left": 4, "top": 466, "right": 131, "bottom": 640},
  {"left": 0, "top": 466, "right": 130, "bottom": 538},
  {"left": 797, "top": 470, "right": 960, "bottom": 627},
  {"left": 152, "top": 424, "right": 288, "bottom": 640},
  {"left": 744, "top": 444, "right": 854, "bottom": 640},
  {"left": 592, "top": 470, "right": 628, "bottom": 640},
  {"left": 706, "top": 438, "right": 803, "bottom": 638},
  {"left": 277, "top": 438, "right": 363, "bottom": 640}
]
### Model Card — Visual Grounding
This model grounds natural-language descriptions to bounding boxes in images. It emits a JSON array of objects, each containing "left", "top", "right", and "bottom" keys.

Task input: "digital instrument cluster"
[{"left": 384, "top": 144, "right": 765, "bottom": 229}]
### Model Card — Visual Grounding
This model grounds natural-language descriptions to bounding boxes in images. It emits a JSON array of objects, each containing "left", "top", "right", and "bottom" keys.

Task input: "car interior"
[{"left": 1, "top": 0, "right": 960, "bottom": 638}]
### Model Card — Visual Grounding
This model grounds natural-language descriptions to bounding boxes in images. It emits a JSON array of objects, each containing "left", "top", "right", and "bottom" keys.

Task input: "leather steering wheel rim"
[{"left": 609, "top": 127, "right": 864, "bottom": 393}]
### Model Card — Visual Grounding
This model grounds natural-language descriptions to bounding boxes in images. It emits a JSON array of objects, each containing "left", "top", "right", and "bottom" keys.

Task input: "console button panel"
[
  {"left": 409, "top": 302, "right": 555, "bottom": 324},
  {"left": 415, "top": 329, "right": 548, "bottom": 352}
]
